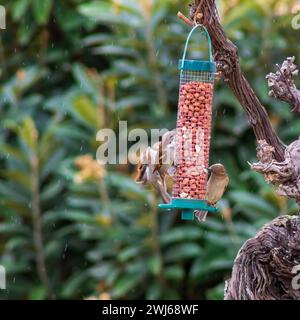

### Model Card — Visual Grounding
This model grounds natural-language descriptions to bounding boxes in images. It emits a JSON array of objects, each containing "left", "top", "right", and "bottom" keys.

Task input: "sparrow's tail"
[{"left": 194, "top": 210, "right": 208, "bottom": 222}]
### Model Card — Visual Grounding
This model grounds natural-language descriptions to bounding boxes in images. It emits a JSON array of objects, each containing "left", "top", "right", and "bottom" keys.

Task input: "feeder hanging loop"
[{"left": 181, "top": 24, "right": 213, "bottom": 70}]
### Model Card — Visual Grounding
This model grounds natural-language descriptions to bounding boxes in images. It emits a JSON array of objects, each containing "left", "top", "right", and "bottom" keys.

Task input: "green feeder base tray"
[{"left": 158, "top": 198, "right": 218, "bottom": 220}]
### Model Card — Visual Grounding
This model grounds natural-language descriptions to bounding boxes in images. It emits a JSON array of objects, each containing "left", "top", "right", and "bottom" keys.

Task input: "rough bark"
[
  {"left": 267, "top": 57, "right": 300, "bottom": 113},
  {"left": 251, "top": 138, "right": 300, "bottom": 204},
  {"left": 224, "top": 215, "right": 300, "bottom": 300}
]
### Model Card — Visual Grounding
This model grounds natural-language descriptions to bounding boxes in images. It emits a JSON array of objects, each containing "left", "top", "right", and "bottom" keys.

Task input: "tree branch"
[
  {"left": 177, "top": 11, "right": 193, "bottom": 27},
  {"left": 31, "top": 153, "right": 54, "bottom": 299},
  {"left": 179, "top": 0, "right": 286, "bottom": 161},
  {"left": 267, "top": 56, "right": 300, "bottom": 113}
]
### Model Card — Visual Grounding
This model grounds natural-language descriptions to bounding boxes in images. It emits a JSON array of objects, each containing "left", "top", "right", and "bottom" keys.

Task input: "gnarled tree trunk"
[{"left": 224, "top": 215, "right": 300, "bottom": 300}]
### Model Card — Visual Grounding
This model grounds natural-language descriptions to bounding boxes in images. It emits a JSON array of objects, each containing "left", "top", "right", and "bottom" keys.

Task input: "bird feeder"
[{"left": 159, "top": 25, "right": 218, "bottom": 220}]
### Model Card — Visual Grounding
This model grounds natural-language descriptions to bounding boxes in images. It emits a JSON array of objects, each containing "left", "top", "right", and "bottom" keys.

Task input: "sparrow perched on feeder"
[
  {"left": 195, "top": 163, "right": 229, "bottom": 222},
  {"left": 135, "top": 130, "right": 176, "bottom": 204},
  {"left": 153, "top": 130, "right": 176, "bottom": 178}
]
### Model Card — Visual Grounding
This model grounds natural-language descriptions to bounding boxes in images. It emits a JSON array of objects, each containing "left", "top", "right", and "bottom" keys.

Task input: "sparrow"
[
  {"left": 153, "top": 130, "right": 176, "bottom": 179},
  {"left": 135, "top": 130, "right": 176, "bottom": 203},
  {"left": 195, "top": 163, "right": 229, "bottom": 222}
]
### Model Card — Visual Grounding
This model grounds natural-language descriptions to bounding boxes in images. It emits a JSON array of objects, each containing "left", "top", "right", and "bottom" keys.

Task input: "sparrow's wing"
[
  {"left": 135, "top": 164, "right": 147, "bottom": 183},
  {"left": 207, "top": 168, "right": 212, "bottom": 180},
  {"left": 153, "top": 141, "right": 163, "bottom": 173},
  {"left": 206, "top": 174, "right": 229, "bottom": 204},
  {"left": 157, "top": 181, "right": 171, "bottom": 204},
  {"left": 220, "top": 176, "right": 229, "bottom": 197},
  {"left": 153, "top": 132, "right": 176, "bottom": 176},
  {"left": 205, "top": 171, "right": 213, "bottom": 195},
  {"left": 136, "top": 147, "right": 155, "bottom": 183},
  {"left": 148, "top": 168, "right": 171, "bottom": 204}
]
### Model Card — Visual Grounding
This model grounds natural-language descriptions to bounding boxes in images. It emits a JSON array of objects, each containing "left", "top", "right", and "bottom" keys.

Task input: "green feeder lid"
[{"left": 178, "top": 59, "right": 216, "bottom": 72}]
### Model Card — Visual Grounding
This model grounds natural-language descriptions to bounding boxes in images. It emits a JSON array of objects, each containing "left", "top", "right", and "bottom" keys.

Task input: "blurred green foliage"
[{"left": 0, "top": 0, "right": 299, "bottom": 299}]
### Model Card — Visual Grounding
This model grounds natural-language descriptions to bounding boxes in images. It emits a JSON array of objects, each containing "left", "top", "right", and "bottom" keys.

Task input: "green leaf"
[
  {"left": 93, "top": 45, "right": 136, "bottom": 57},
  {"left": 147, "top": 255, "right": 161, "bottom": 275},
  {"left": 160, "top": 226, "right": 202, "bottom": 245},
  {"left": 78, "top": 1, "right": 141, "bottom": 27},
  {"left": 12, "top": 0, "right": 30, "bottom": 21},
  {"left": 146, "top": 282, "right": 161, "bottom": 300},
  {"left": 32, "top": 0, "right": 53, "bottom": 25},
  {"left": 115, "top": 96, "right": 148, "bottom": 110},
  {"left": 72, "top": 96, "right": 98, "bottom": 129},
  {"left": 18, "top": 117, "right": 38, "bottom": 152},
  {"left": 165, "top": 266, "right": 184, "bottom": 281},
  {"left": 0, "top": 144, "right": 27, "bottom": 162},
  {"left": 0, "top": 223, "right": 29, "bottom": 236},
  {"left": 230, "top": 191, "right": 277, "bottom": 217},
  {"left": 2, "top": 170, "right": 31, "bottom": 189},
  {"left": 165, "top": 243, "right": 203, "bottom": 262},
  {"left": 72, "top": 64, "right": 100, "bottom": 100},
  {"left": 111, "top": 273, "right": 142, "bottom": 298},
  {"left": 40, "top": 181, "right": 65, "bottom": 202},
  {"left": 108, "top": 173, "right": 149, "bottom": 200},
  {"left": 29, "top": 286, "right": 48, "bottom": 300},
  {"left": 61, "top": 272, "right": 89, "bottom": 298},
  {"left": 118, "top": 246, "right": 141, "bottom": 262},
  {"left": 0, "top": 182, "right": 29, "bottom": 205},
  {"left": 56, "top": 210, "right": 96, "bottom": 224}
]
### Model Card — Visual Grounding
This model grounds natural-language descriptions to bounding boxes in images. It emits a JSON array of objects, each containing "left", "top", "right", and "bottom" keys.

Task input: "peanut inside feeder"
[{"left": 159, "top": 25, "right": 218, "bottom": 220}]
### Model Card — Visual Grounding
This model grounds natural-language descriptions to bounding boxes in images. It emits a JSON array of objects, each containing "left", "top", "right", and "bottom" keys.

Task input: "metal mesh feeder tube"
[{"left": 159, "top": 25, "right": 217, "bottom": 220}]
